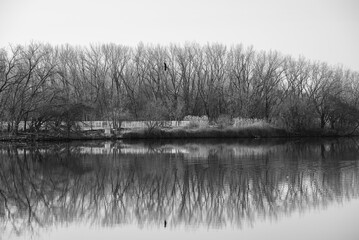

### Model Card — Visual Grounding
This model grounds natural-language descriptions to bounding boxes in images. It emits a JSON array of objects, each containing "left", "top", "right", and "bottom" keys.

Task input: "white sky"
[{"left": 0, "top": 0, "right": 358, "bottom": 71}]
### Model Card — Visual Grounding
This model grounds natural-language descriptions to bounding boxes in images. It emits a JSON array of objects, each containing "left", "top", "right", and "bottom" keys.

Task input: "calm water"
[{"left": 1, "top": 138, "right": 359, "bottom": 240}]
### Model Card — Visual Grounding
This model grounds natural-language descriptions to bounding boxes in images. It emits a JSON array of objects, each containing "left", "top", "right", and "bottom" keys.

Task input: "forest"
[{"left": 1, "top": 42, "right": 359, "bottom": 135}]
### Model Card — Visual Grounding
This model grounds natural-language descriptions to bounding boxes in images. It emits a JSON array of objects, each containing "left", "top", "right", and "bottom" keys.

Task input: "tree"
[
  {"left": 251, "top": 51, "right": 283, "bottom": 120},
  {"left": 1, "top": 42, "right": 359, "bottom": 135},
  {"left": 139, "top": 99, "right": 168, "bottom": 132},
  {"left": 227, "top": 45, "right": 256, "bottom": 117},
  {"left": 306, "top": 63, "right": 342, "bottom": 129}
]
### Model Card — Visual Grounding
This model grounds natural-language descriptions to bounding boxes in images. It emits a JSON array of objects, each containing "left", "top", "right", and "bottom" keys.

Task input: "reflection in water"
[{"left": 0, "top": 139, "right": 359, "bottom": 238}]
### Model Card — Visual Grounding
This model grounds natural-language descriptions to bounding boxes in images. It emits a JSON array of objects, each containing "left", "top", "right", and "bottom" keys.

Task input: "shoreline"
[{"left": 0, "top": 127, "right": 355, "bottom": 142}]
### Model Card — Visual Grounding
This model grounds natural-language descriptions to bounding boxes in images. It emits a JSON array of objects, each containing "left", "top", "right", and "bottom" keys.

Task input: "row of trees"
[{"left": 1, "top": 42, "right": 359, "bottom": 133}]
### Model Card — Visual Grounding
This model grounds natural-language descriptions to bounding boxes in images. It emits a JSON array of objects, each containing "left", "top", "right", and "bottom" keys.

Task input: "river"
[{"left": 0, "top": 138, "right": 358, "bottom": 239}]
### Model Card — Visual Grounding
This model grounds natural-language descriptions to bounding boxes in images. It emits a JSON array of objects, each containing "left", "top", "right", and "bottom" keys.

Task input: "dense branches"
[{"left": 1, "top": 42, "right": 358, "bottom": 133}]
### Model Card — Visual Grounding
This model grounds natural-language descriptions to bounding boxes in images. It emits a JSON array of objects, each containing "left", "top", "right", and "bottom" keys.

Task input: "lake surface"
[{"left": 1, "top": 138, "right": 359, "bottom": 240}]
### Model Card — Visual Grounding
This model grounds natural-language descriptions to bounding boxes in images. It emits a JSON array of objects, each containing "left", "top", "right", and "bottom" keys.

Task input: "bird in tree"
[{"left": 164, "top": 62, "right": 168, "bottom": 71}]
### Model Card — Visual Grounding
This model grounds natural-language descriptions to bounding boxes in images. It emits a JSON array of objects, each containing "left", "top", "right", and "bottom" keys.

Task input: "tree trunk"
[{"left": 320, "top": 114, "right": 326, "bottom": 129}]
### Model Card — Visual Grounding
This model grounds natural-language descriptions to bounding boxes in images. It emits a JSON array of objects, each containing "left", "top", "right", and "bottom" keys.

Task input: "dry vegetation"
[{"left": 123, "top": 117, "right": 288, "bottom": 139}]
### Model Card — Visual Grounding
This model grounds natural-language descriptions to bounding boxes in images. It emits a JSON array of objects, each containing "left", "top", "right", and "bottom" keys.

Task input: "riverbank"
[
  {"left": 0, "top": 125, "right": 353, "bottom": 142},
  {"left": 121, "top": 125, "right": 289, "bottom": 139},
  {"left": 0, "top": 130, "right": 116, "bottom": 142}
]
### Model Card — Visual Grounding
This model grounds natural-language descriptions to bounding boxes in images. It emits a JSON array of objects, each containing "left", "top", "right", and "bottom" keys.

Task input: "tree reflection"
[{"left": 0, "top": 139, "right": 359, "bottom": 236}]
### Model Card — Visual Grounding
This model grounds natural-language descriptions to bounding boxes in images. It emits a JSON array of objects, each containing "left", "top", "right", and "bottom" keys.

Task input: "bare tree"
[
  {"left": 227, "top": 45, "right": 256, "bottom": 117},
  {"left": 1, "top": 42, "right": 359, "bottom": 134}
]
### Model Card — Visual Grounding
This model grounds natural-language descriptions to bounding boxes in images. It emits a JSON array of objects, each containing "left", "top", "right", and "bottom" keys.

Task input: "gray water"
[{"left": 1, "top": 138, "right": 359, "bottom": 239}]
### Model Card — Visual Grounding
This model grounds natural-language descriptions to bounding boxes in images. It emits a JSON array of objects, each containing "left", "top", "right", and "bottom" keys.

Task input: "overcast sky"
[{"left": 0, "top": 0, "right": 358, "bottom": 71}]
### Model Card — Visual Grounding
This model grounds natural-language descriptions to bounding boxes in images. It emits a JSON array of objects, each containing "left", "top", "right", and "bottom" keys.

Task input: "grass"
[{"left": 122, "top": 125, "right": 289, "bottom": 139}]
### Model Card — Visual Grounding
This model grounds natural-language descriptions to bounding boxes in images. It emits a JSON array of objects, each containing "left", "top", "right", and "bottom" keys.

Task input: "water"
[{"left": 1, "top": 138, "right": 359, "bottom": 240}]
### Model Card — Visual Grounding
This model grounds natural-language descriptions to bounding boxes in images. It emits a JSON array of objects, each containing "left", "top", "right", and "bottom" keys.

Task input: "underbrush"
[{"left": 122, "top": 124, "right": 289, "bottom": 139}]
